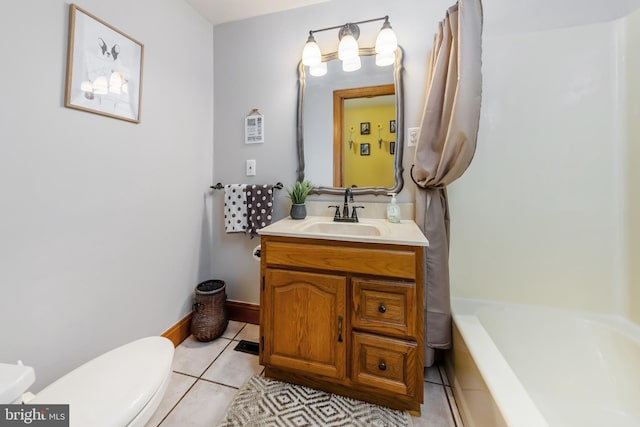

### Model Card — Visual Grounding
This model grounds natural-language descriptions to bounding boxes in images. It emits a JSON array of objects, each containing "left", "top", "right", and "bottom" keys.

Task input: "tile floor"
[{"left": 147, "top": 321, "right": 463, "bottom": 426}]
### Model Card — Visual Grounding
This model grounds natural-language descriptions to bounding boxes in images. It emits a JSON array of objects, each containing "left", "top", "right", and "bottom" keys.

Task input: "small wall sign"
[{"left": 245, "top": 108, "right": 264, "bottom": 144}]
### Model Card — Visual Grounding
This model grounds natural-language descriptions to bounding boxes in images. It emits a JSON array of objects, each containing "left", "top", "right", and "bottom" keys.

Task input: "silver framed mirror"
[{"left": 296, "top": 47, "right": 404, "bottom": 195}]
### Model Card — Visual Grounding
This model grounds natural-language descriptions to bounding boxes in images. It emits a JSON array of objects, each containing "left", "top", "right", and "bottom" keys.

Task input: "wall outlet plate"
[
  {"left": 407, "top": 127, "right": 420, "bottom": 147},
  {"left": 246, "top": 159, "right": 256, "bottom": 176}
]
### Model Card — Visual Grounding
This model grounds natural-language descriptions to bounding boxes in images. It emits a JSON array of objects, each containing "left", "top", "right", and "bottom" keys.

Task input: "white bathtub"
[{"left": 447, "top": 298, "right": 640, "bottom": 427}]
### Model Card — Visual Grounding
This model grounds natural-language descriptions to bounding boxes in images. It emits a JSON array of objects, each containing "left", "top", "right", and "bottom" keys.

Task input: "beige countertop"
[{"left": 258, "top": 216, "right": 429, "bottom": 247}]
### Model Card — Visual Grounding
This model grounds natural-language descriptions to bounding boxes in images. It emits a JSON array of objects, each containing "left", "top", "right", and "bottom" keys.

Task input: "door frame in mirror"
[
  {"left": 333, "top": 84, "right": 395, "bottom": 187},
  {"left": 296, "top": 47, "right": 405, "bottom": 196}
]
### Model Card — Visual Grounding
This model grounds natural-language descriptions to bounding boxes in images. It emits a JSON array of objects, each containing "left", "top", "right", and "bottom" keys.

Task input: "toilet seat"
[
  {"left": 31, "top": 336, "right": 174, "bottom": 427},
  {"left": 126, "top": 364, "right": 172, "bottom": 427}
]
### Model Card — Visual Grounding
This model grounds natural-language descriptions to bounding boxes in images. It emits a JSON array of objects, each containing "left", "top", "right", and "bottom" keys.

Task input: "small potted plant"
[{"left": 286, "top": 180, "right": 313, "bottom": 219}]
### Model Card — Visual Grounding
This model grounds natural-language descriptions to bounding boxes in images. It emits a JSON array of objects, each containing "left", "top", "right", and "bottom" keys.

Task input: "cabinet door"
[{"left": 263, "top": 268, "right": 347, "bottom": 379}]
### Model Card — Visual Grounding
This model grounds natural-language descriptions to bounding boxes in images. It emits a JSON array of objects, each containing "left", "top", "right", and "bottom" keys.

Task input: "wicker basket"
[{"left": 191, "top": 280, "right": 228, "bottom": 342}]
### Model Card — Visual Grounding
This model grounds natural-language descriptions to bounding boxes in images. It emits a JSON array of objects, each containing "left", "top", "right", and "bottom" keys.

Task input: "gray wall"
[
  {"left": 0, "top": 0, "right": 213, "bottom": 391},
  {"left": 212, "top": 0, "right": 453, "bottom": 303}
]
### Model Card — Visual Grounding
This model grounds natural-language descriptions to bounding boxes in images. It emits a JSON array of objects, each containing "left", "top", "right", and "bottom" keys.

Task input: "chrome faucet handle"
[
  {"left": 351, "top": 205, "right": 365, "bottom": 222},
  {"left": 328, "top": 205, "right": 341, "bottom": 219}
]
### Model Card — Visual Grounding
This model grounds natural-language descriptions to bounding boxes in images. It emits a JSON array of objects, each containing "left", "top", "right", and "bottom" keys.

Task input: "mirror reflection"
[
  {"left": 297, "top": 48, "right": 404, "bottom": 195},
  {"left": 339, "top": 86, "right": 395, "bottom": 188}
]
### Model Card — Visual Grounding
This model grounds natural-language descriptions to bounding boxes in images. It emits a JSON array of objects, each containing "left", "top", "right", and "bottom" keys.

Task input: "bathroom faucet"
[
  {"left": 329, "top": 186, "right": 360, "bottom": 222},
  {"left": 343, "top": 186, "right": 354, "bottom": 218}
]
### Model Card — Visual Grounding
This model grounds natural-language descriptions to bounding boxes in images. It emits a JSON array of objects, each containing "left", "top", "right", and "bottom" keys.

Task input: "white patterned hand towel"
[{"left": 224, "top": 184, "right": 247, "bottom": 232}]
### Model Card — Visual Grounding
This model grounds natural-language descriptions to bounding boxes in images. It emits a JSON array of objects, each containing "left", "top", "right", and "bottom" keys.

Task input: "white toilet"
[{"left": 0, "top": 336, "right": 174, "bottom": 427}]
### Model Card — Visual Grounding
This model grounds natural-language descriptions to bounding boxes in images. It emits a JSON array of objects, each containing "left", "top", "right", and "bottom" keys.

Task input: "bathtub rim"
[
  {"left": 451, "top": 297, "right": 550, "bottom": 427},
  {"left": 451, "top": 297, "right": 640, "bottom": 426}
]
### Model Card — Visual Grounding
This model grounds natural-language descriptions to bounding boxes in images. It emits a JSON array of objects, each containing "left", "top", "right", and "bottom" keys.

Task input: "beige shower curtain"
[{"left": 412, "top": 0, "right": 483, "bottom": 366}]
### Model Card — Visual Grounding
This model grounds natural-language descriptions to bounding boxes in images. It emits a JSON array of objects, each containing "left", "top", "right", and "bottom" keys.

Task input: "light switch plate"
[
  {"left": 246, "top": 159, "right": 256, "bottom": 176},
  {"left": 407, "top": 127, "right": 420, "bottom": 147}
]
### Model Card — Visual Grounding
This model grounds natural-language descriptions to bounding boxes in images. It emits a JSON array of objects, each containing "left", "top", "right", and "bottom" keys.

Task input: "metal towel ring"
[
  {"left": 410, "top": 164, "right": 447, "bottom": 190},
  {"left": 410, "top": 164, "right": 427, "bottom": 189}
]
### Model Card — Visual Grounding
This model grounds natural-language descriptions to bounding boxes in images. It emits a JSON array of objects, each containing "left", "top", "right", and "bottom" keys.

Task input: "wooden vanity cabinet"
[{"left": 259, "top": 235, "right": 425, "bottom": 414}]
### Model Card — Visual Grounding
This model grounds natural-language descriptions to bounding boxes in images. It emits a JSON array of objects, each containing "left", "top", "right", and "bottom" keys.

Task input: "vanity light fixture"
[
  {"left": 342, "top": 55, "right": 362, "bottom": 72},
  {"left": 309, "top": 61, "right": 327, "bottom": 77},
  {"left": 302, "top": 33, "right": 322, "bottom": 66},
  {"left": 301, "top": 15, "right": 398, "bottom": 76},
  {"left": 375, "top": 17, "right": 398, "bottom": 54},
  {"left": 376, "top": 52, "right": 395, "bottom": 67},
  {"left": 337, "top": 23, "right": 360, "bottom": 61}
]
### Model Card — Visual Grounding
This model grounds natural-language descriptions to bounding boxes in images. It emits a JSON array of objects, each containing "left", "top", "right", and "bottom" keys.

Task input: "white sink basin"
[{"left": 302, "top": 221, "right": 382, "bottom": 237}]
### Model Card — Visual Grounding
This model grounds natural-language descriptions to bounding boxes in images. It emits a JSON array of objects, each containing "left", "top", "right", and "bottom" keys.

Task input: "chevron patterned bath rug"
[{"left": 217, "top": 375, "right": 411, "bottom": 427}]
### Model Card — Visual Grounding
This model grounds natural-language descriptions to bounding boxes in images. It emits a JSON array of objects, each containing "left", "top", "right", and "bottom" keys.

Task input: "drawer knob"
[
  {"left": 378, "top": 304, "right": 387, "bottom": 313},
  {"left": 378, "top": 361, "right": 387, "bottom": 371}
]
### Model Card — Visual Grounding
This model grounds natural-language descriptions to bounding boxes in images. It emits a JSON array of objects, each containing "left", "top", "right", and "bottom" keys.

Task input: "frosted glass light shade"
[
  {"left": 375, "top": 52, "right": 395, "bottom": 67},
  {"left": 309, "top": 62, "right": 327, "bottom": 77},
  {"left": 375, "top": 20, "right": 398, "bottom": 54},
  {"left": 338, "top": 34, "right": 359, "bottom": 61},
  {"left": 342, "top": 55, "right": 361, "bottom": 72},
  {"left": 302, "top": 34, "right": 322, "bottom": 66}
]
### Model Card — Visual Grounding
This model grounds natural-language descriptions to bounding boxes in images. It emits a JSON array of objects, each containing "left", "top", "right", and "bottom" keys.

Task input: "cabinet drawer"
[
  {"left": 351, "top": 332, "right": 418, "bottom": 397},
  {"left": 352, "top": 278, "right": 417, "bottom": 338},
  {"left": 263, "top": 240, "right": 417, "bottom": 280}
]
